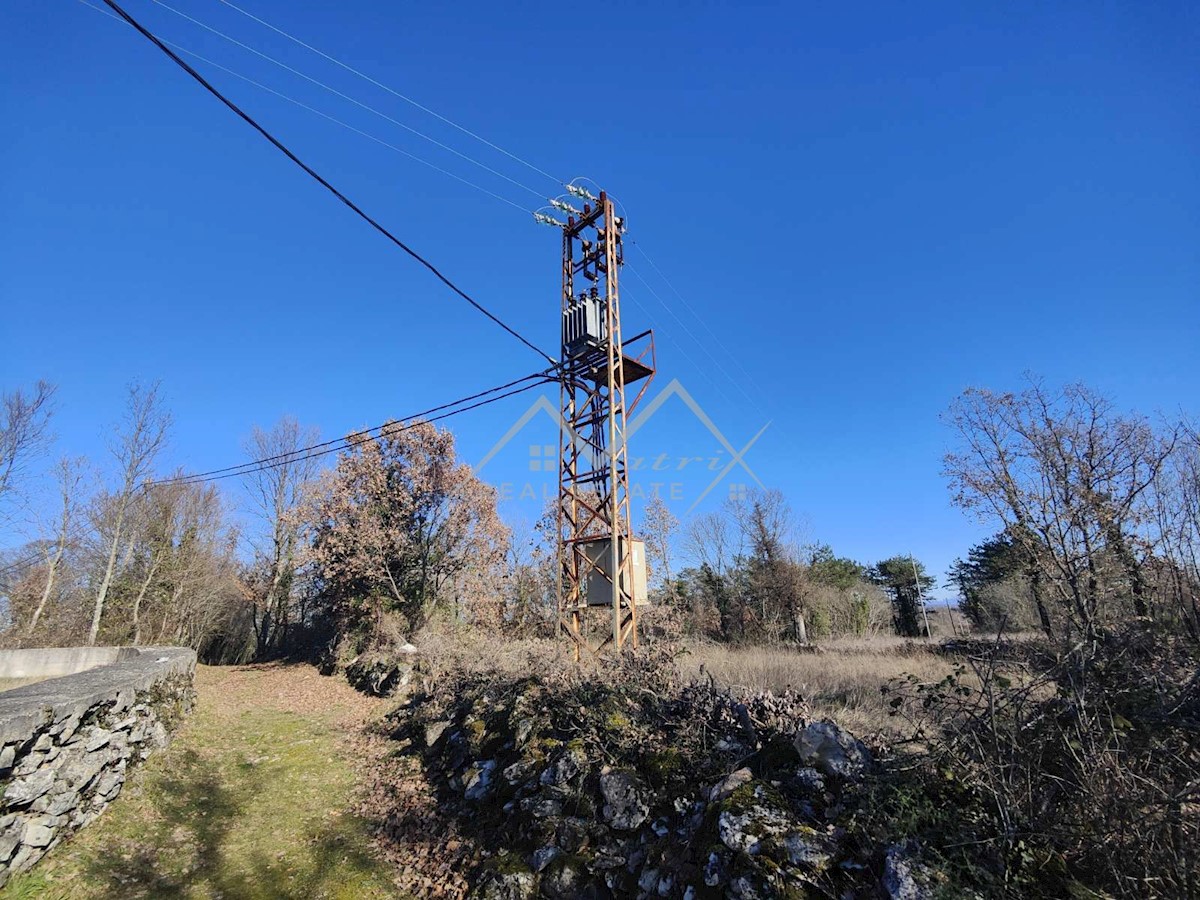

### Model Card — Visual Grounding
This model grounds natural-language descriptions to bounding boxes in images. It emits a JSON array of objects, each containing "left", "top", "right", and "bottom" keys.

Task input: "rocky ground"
[
  {"left": 0, "top": 655, "right": 949, "bottom": 899},
  {"left": 370, "top": 653, "right": 939, "bottom": 899}
]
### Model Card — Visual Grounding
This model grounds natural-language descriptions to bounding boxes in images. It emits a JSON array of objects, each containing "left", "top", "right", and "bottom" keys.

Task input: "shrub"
[{"left": 884, "top": 624, "right": 1200, "bottom": 898}]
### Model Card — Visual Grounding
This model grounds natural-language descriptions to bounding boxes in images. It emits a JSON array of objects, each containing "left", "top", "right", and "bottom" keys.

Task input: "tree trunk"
[
  {"left": 28, "top": 547, "right": 63, "bottom": 635},
  {"left": 89, "top": 502, "right": 127, "bottom": 646},
  {"left": 131, "top": 556, "right": 161, "bottom": 645}
]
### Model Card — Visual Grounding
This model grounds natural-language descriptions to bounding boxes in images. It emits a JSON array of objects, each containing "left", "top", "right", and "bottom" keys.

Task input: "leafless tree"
[
  {"left": 27, "top": 457, "right": 86, "bottom": 635},
  {"left": 0, "top": 381, "right": 56, "bottom": 514},
  {"left": 642, "top": 495, "right": 679, "bottom": 599},
  {"left": 89, "top": 381, "right": 171, "bottom": 645},
  {"left": 242, "top": 416, "right": 320, "bottom": 657},
  {"left": 944, "top": 378, "right": 1177, "bottom": 639}
]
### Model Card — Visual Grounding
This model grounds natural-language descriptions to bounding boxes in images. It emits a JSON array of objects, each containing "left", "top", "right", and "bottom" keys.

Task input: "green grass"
[{"left": 2, "top": 665, "right": 403, "bottom": 900}]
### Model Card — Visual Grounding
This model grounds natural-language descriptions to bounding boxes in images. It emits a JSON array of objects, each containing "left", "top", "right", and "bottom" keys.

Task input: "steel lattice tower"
[{"left": 555, "top": 192, "right": 655, "bottom": 657}]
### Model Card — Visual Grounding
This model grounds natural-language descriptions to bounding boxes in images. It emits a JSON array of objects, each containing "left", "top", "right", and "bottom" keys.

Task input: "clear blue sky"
[{"left": 2, "top": 0, "right": 1197, "bottom": 594}]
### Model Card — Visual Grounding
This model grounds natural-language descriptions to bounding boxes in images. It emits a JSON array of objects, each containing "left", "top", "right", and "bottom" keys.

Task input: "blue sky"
[{"left": 2, "top": 0, "right": 1197, "bottom": 594}]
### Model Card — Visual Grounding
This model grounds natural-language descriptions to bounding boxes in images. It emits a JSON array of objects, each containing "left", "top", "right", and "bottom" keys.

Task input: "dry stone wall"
[{"left": 0, "top": 646, "right": 196, "bottom": 886}]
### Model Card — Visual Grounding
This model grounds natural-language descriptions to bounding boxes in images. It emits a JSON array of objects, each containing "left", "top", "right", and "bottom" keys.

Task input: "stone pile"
[
  {"left": 0, "top": 649, "right": 195, "bottom": 886},
  {"left": 384, "top": 669, "right": 935, "bottom": 899}
]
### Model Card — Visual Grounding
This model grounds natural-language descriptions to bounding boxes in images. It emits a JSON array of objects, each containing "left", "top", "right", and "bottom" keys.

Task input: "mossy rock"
[{"left": 642, "top": 748, "right": 685, "bottom": 788}]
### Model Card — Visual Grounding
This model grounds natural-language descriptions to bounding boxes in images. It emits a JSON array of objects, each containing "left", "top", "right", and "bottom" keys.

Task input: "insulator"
[
  {"left": 566, "top": 184, "right": 598, "bottom": 202},
  {"left": 533, "top": 212, "right": 565, "bottom": 228},
  {"left": 550, "top": 198, "right": 581, "bottom": 215}
]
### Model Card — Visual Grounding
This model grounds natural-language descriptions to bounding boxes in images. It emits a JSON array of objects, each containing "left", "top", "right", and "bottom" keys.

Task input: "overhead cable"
[
  {"left": 79, "top": 0, "right": 531, "bottom": 213},
  {"left": 214, "top": 0, "right": 564, "bottom": 187},
  {"left": 98, "top": 0, "right": 557, "bottom": 366},
  {"left": 150, "top": 370, "right": 556, "bottom": 487},
  {"left": 148, "top": 0, "right": 548, "bottom": 202}
]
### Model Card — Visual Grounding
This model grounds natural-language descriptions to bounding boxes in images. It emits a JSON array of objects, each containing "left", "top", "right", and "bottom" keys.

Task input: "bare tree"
[
  {"left": 944, "top": 379, "right": 1176, "bottom": 639},
  {"left": 0, "top": 381, "right": 56, "bottom": 513},
  {"left": 242, "top": 416, "right": 320, "bottom": 657},
  {"left": 642, "top": 495, "right": 679, "bottom": 600},
  {"left": 89, "top": 382, "right": 170, "bottom": 645},
  {"left": 27, "top": 457, "right": 86, "bottom": 635}
]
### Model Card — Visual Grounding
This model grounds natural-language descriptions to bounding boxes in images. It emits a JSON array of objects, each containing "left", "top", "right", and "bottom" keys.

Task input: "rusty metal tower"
[{"left": 552, "top": 190, "right": 655, "bottom": 657}]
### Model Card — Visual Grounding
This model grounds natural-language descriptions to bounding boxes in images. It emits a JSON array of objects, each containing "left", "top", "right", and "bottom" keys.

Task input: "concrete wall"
[
  {"left": 0, "top": 647, "right": 196, "bottom": 886},
  {"left": 0, "top": 647, "right": 137, "bottom": 680}
]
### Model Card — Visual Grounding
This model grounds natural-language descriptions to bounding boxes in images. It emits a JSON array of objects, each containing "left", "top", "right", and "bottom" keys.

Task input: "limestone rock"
[
  {"left": 783, "top": 828, "right": 836, "bottom": 869},
  {"left": 469, "top": 866, "right": 537, "bottom": 900},
  {"left": 540, "top": 747, "right": 583, "bottom": 787},
  {"left": 463, "top": 760, "right": 497, "bottom": 801},
  {"left": 708, "top": 767, "right": 753, "bottom": 804},
  {"left": 717, "top": 803, "right": 793, "bottom": 856},
  {"left": 4, "top": 770, "right": 56, "bottom": 807},
  {"left": 883, "top": 844, "right": 934, "bottom": 900},
  {"left": 541, "top": 855, "right": 589, "bottom": 899},
  {"left": 50, "top": 715, "right": 81, "bottom": 743},
  {"left": 21, "top": 823, "right": 54, "bottom": 849},
  {"left": 599, "top": 770, "right": 649, "bottom": 831},
  {"left": 793, "top": 721, "right": 871, "bottom": 779},
  {"left": 38, "top": 791, "right": 79, "bottom": 818},
  {"left": 0, "top": 828, "right": 20, "bottom": 863},
  {"left": 146, "top": 721, "right": 169, "bottom": 749}
]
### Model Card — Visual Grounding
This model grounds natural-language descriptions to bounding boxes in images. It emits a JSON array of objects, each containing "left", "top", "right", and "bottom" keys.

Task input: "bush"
[{"left": 884, "top": 624, "right": 1200, "bottom": 898}]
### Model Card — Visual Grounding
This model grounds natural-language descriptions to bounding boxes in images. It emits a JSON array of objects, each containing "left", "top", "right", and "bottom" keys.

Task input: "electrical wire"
[
  {"left": 159, "top": 378, "right": 554, "bottom": 487},
  {"left": 214, "top": 0, "right": 564, "bottom": 188},
  {"left": 631, "top": 240, "right": 768, "bottom": 408},
  {"left": 621, "top": 290, "right": 744, "bottom": 411},
  {"left": 97, "top": 0, "right": 557, "bottom": 366},
  {"left": 0, "top": 371, "right": 557, "bottom": 578},
  {"left": 624, "top": 265, "right": 766, "bottom": 414},
  {"left": 0, "top": 524, "right": 93, "bottom": 581},
  {"left": 147, "top": 0, "right": 549, "bottom": 203},
  {"left": 91, "top": 2, "right": 764, "bottom": 409},
  {"left": 78, "top": 0, "right": 532, "bottom": 213},
  {"left": 149, "top": 369, "right": 555, "bottom": 486}
]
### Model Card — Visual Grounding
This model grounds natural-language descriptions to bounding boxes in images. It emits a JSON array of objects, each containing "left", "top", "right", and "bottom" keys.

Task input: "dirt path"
[{"left": 2, "top": 663, "right": 406, "bottom": 900}]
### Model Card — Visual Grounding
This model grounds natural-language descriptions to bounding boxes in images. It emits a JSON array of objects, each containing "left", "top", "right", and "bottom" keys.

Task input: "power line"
[
  {"left": 0, "top": 525, "right": 93, "bottom": 582},
  {"left": 0, "top": 371, "right": 556, "bottom": 578},
  {"left": 214, "top": 0, "right": 563, "bottom": 187},
  {"left": 148, "top": 0, "right": 549, "bottom": 202},
  {"left": 621, "top": 289, "right": 744, "bottom": 411},
  {"left": 97, "top": 0, "right": 556, "bottom": 366},
  {"left": 150, "top": 369, "right": 555, "bottom": 486},
  {"left": 98, "top": 1, "right": 763, "bottom": 408},
  {"left": 86, "top": 1, "right": 764, "bottom": 408},
  {"left": 630, "top": 240, "right": 768, "bottom": 408},
  {"left": 624, "top": 264, "right": 767, "bottom": 415},
  {"left": 78, "top": 0, "right": 532, "bottom": 213},
  {"left": 159, "top": 378, "right": 554, "bottom": 487}
]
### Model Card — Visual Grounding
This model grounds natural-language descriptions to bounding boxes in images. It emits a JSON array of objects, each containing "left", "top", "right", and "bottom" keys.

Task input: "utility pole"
[
  {"left": 548, "top": 189, "right": 655, "bottom": 657},
  {"left": 910, "top": 553, "right": 932, "bottom": 639}
]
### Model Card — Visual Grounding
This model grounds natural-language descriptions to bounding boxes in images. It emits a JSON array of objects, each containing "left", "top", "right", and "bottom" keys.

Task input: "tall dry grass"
[
  {"left": 414, "top": 627, "right": 965, "bottom": 738},
  {"left": 678, "top": 638, "right": 963, "bottom": 737}
]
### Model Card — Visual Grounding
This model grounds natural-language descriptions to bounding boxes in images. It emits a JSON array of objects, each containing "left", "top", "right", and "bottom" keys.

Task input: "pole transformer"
[{"left": 555, "top": 191, "right": 655, "bottom": 657}]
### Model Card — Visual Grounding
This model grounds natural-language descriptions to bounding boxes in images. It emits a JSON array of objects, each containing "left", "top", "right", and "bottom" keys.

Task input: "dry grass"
[
  {"left": 417, "top": 627, "right": 967, "bottom": 739},
  {"left": 678, "top": 638, "right": 964, "bottom": 737}
]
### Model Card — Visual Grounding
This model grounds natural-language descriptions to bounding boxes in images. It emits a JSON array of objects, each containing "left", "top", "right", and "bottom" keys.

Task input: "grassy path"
[{"left": 3, "top": 663, "right": 404, "bottom": 900}]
